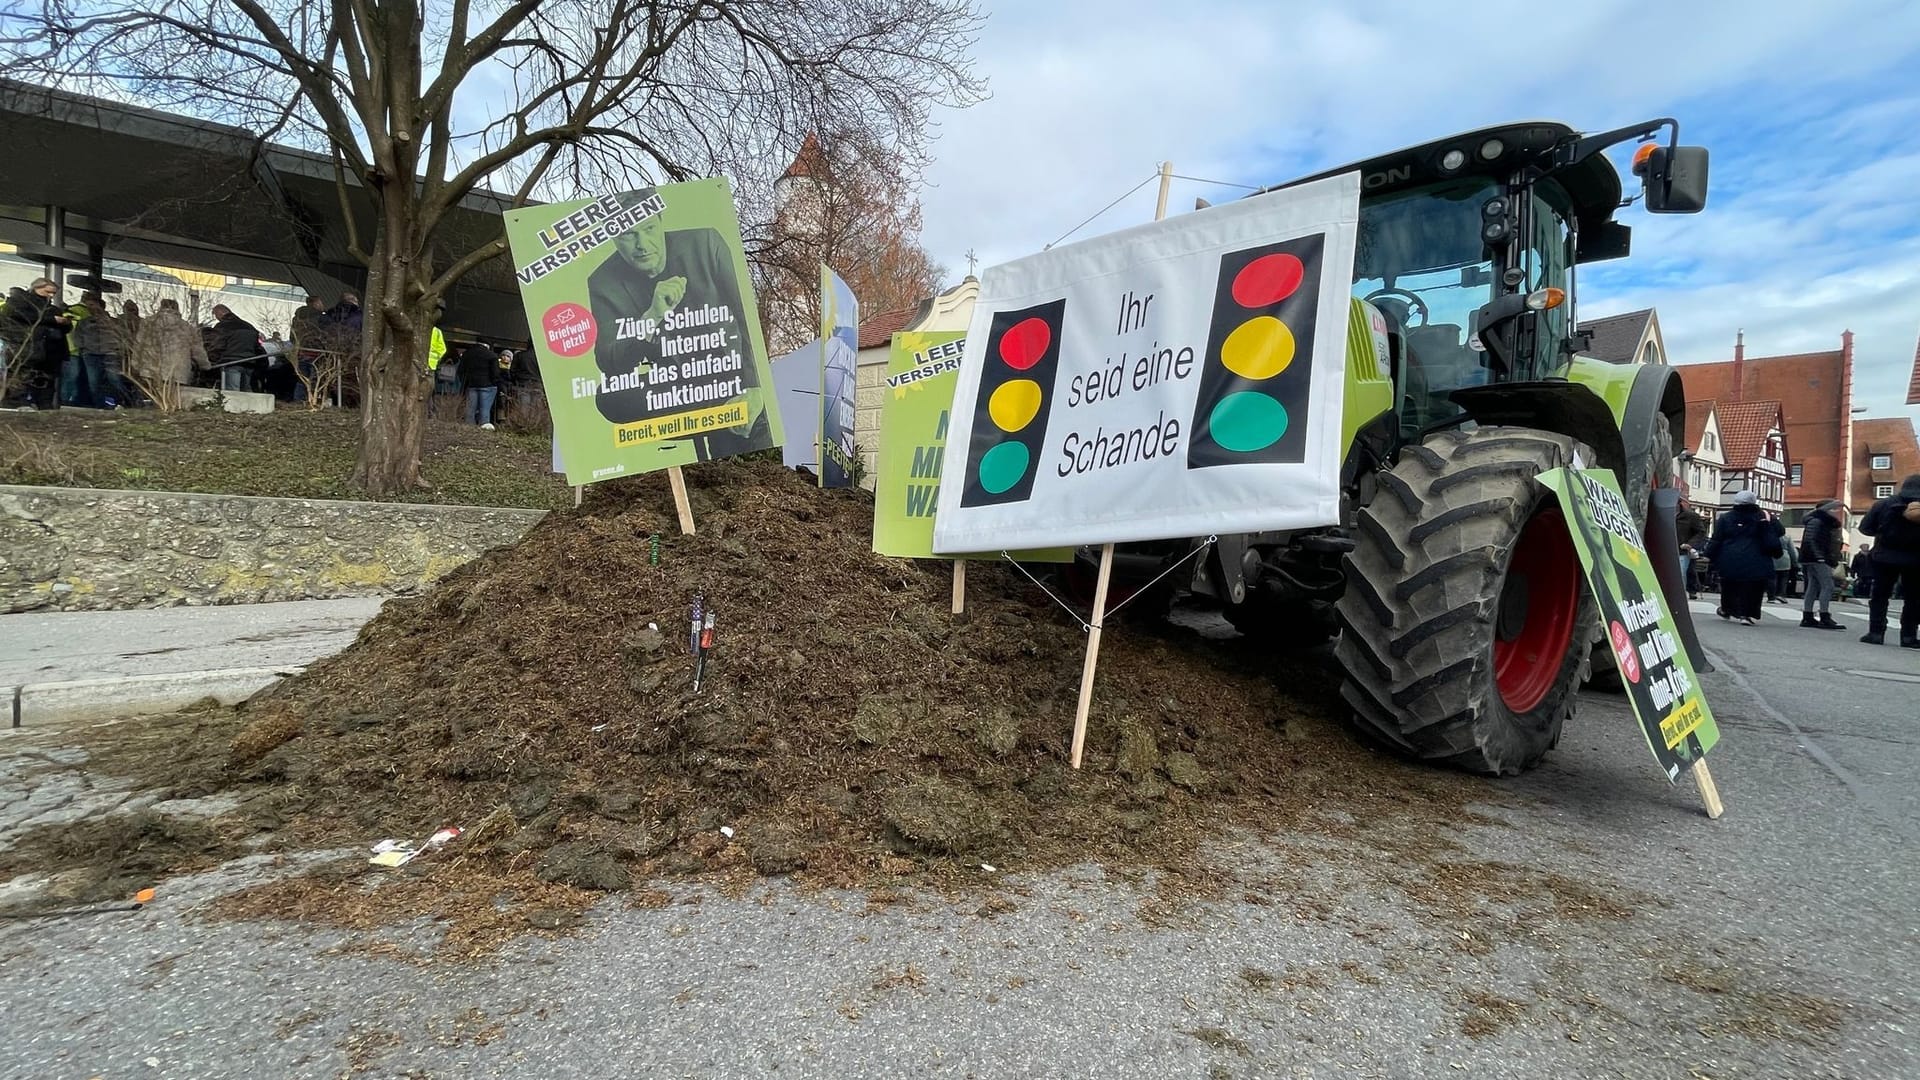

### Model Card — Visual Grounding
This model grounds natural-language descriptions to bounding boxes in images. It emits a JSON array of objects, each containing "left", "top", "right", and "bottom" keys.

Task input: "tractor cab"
[{"left": 1261, "top": 120, "right": 1709, "bottom": 443}]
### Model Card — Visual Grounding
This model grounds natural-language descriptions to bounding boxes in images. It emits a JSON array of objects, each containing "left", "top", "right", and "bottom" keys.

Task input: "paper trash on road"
[{"left": 368, "top": 827, "right": 463, "bottom": 867}]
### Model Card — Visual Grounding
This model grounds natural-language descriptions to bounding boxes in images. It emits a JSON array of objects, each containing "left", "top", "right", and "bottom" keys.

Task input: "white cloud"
[{"left": 914, "top": 0, "right": 1920, "bottom": 416}]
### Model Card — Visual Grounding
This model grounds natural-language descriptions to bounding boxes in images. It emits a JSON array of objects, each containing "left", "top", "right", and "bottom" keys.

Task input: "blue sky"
[{"left": 915, "top": 0, "right": 1920, "bottom": 421}]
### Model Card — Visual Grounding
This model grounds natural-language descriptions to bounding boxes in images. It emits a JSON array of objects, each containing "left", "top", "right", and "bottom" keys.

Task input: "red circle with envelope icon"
[
  {"left": 1608, "top": 620, "right": 1641, "bottom": 684},
  {"left": 543, "top": 303, "right": 596, "bottom": 357}
]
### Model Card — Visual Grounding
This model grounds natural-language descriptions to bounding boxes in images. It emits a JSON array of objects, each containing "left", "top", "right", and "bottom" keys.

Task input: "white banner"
[{"left": 932, "top": 172, "right": 1361, "bottom": 552}]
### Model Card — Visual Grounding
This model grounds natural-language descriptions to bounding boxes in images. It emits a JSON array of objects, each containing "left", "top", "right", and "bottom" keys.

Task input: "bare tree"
[
  {"left": 2, "top": 0, "right": 982, "bottom": 494},
  {"left": 754, "top": 130, "right": 946, "bottom": 355}
]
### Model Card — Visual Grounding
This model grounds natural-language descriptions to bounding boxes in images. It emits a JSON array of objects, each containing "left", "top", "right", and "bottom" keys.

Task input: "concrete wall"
[{"left": 0, "top": 485, "right": 545, "bottom": 613}]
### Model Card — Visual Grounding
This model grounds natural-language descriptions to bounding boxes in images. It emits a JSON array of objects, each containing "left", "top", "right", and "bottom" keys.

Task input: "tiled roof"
[
  {"left": 856, "top": 304, "right": 918, "bottom": 350},
  {"left": 781, "top": 133, "right": 827, "bottom": 181},
  {"left": 1711, "top": 399, "right": 1785, "bottom": 471},
  {"left": 1907, "top": 329, "right": 1919, "bottom": 406},
  {"left": 1682, "top": 398, "right": 1714, "bottom": 455},
  {"left": 1679, "top": 348, "right": 1846, "bottom": 500},
  {"left": 1577, "top": 309, "right": 1653, "bottom": 364},
  {"left": 1852, "top": 418, "right": 1920, "bottom": 510}
]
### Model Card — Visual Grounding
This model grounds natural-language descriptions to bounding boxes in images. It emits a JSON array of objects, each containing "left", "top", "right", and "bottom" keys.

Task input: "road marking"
[{"left": 1844, "top": 669, "right": 1920, "bottom": 684}]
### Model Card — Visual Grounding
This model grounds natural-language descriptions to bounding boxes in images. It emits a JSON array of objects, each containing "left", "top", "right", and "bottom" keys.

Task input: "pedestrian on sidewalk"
[
  {"left": 1851, "top": 544, "right": 1875, "bottom": 600},
  {"left": 1705, "top": 490, "right": 1778, "bottom": 625},
  {"left": 457, "top": 339, "right": 502, "bottom": 429},
  {"left": 1798, "top": 499, "right": 1846, "bottom": 630},
  {"left": 1768, "top": 512, "right": 1792, "bottom": 603},
  {"left": 1858, "top": 474, "right": 1920, "bottom": 647}
]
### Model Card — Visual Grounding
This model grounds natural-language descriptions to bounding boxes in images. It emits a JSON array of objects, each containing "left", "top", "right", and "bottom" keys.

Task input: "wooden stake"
[
  {"left": 951, "top": 558, "right": 967, "bottom": 615},
  {"left": 1690, "top": 759, "right": 1724, "bottom": 819},
  {"left": 572, "top": 485, "right": 583, "bottom": 509},
  {"left": 1069, "top": 543, "right": 1116, "bottom": 769},
  {"left": 666, "top": 466, "right": 696, "bottom": 535},
  {"left": 1154, "top": 160, "right": 1174, "bottom": 222}
]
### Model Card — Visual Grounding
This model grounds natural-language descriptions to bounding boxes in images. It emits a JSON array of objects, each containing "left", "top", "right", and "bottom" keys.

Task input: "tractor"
[{"left": 1091, "top": 119, "right": 1711, "bottom": 775}]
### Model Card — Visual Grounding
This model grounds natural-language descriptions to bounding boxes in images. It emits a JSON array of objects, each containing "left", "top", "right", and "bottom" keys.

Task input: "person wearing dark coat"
[
  {"left": 1850, "top": 544, "right": 1876, "bottom": 600},
  {"left": 2, "top": 278, "right": 71, "bottom": 409},
  {"left": 1858, "top": 473, "right": 1920, "bottom": 647},
  {"left": 456, "top": 340, "right": 506, "bottom": 428},
  {"left": 1703, "top": 490, "right": 1781, "bottom": 625},
  {"left": 207, "top": 305, "right": 262, "bottom": 391},
  {"left": 1676, "top": 500, "right": 1708, "bottom": 598},
  {"left": 1797, "top": 499, "right": 1847, "bottom": 630}
]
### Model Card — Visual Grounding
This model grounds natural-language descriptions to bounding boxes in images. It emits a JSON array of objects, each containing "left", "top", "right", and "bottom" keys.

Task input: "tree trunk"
[{"left": 351, "top": 210, "right": 435, "bottom": 496}]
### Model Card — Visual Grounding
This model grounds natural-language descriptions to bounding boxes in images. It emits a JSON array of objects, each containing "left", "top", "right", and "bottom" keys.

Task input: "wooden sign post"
[
  {"left": 1690, "top": 760, "right": 1724, "bottom": 819},
  {"left": 1068, "top": 543, "right": 1117, "bottom": 769},
  {"left": 951, "top": 558, "right": 967, "bottom": 615},
  {"left": 1066, "top": 163, "right": 1173, "bottom": 770},
  {"left": 666, "top": 465, "right": 697, "bottom": 534}
]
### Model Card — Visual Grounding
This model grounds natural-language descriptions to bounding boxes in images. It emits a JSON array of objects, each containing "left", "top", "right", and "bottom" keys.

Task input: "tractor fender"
[{"left": 1449, "top": 362, "right": 1685, "bottom": 491}]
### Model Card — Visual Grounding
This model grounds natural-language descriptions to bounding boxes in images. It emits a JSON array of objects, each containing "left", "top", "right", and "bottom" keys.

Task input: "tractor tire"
[{"left": 1334, "top": 426, "right": 1597, "bottom": 775}]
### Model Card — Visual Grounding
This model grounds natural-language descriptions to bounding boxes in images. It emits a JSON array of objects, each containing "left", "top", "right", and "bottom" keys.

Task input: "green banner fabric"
[
  {"left": 504, "top": 178, "right": 783, "bottom": 485},
  {"left": 873, "top": 331, "right": 1068, "bottom": 562},
  {"left": 1538, "top": 467, "right": 1720, "bottom": 781}
]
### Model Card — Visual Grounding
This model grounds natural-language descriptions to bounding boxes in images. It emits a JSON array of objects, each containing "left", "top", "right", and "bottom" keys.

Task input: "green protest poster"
[
  {"left": 504, "top": 178, "right": 783, "bottom": 485},
  {"left": 1538, "top": 467, "right": 1720, "bottom": 781},
  {"left": 874, "top": 331, "right": 1068, "bottom": 562}
]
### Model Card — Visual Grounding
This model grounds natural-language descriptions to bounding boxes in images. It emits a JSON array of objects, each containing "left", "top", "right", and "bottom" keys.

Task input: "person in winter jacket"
[
  {"left": 1851, "top": 544, "right": 1876, "bottom": 599},
  {"left": 74, "top": 292, "right": 125, "bottom": 408},
  {"left": 131, "top": 299, "right": 208, "bottom": 401},
  {"left": 207, "top": 305, "right": 262, "bottom": 391},
  {"left": 1797, "top": 499, "right": 1847, "bottom": 630},
  {"left": 1858, "top": 473, "right": 1920, "bottom": 647},
  {"left": 1, "top": 278, "right": 71, "bottom": 409},
  {"left": 1704, "top": 490, "right": 1781, "bottom": 625},
  {"left": 456, "top": 340, "right": 506, "bottom": 428},
  {"left": 1767, "top": 514, "right": 1794, "bottom": 602}
]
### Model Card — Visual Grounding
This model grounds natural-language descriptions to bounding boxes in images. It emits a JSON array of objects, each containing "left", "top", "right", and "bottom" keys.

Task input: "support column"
[{"left": 43, "top": 204, "right": 64, "bottom": 289}]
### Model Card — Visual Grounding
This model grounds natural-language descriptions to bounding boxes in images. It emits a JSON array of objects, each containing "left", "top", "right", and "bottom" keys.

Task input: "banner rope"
[
  {"left": 1044, "top": 172, "right": 1159, "bottom": 250},
  {"left": 999, "top": 553, "right": 1093, "bottom": 631},
  {"left": 998, "top": 536, "right": 1218, "bottom": 631}
]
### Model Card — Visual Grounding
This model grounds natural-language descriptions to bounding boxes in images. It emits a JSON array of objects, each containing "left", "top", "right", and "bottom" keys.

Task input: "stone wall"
[{"left": 0, "top": 485, "right": 546, "bottom": 613}]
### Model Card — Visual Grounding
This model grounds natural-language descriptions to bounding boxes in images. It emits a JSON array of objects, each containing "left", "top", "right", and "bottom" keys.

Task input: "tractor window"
[
  {"left": 1352, "top": 177, "right": 1498, "bottom": 438},
  {"left": 1523, "top": 186, "right": 1576, "bottom": 372}
]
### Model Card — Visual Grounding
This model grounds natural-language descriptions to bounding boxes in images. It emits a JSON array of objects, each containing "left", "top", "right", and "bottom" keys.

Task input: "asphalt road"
[
  {"left": 0, "top": 597, "right": 387, "bottom": 686},
  {"left": 1, "top": 596, "right": 1914, "bottom": 1079}
]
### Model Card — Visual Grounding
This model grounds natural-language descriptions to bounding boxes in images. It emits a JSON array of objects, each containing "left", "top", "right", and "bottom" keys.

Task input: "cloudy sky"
[{"left": 911, "top": 0, "right": 1920, "bottom": 420}]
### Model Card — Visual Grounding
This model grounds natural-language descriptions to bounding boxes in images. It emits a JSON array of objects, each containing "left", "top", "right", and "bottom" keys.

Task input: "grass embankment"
[{"left": 0, "top": 405, "right": 571, "bottom": 509}]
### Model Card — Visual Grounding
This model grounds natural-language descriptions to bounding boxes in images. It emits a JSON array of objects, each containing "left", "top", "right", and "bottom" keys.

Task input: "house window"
[
  {"left": 1878, "top": 484, "right": 1896, "bottom": 498},
  {"left": 1789, "top": 463, "right": 1802, "bottom": 485},
  {"left": 1871, "top": 454, "right": 1892, "bottom": 470},
  {"left": 1704, "top": 431, "right": 1717, "bottom": 453}
]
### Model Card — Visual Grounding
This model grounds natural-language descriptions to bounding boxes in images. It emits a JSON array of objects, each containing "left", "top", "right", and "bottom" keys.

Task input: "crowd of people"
[
  {"left": 1683, "top": 478, "right": 1920, "bottom": 648},
  {"left": 3, "top": 277, "right": 540, "bottom": 426}
]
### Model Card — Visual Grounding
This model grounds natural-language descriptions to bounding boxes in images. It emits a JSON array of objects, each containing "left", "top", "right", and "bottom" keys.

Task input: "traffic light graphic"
[
  {"left": 959, "top": 298, "right": 1066, "bottom": 507},
  {"left": 1186, "top": 233, "right": 1325, "bottom": 469}
]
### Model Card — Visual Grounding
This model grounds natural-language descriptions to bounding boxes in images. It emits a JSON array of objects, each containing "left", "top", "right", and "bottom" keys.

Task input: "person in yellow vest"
[{"left": 60, "top": 292, "right": 92, "bottom": 405}]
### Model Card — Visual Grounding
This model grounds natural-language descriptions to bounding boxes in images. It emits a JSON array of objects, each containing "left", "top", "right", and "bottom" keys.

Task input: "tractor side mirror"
[{"left": 1644, "top": 146, "right": 1709, "bottom": 214}]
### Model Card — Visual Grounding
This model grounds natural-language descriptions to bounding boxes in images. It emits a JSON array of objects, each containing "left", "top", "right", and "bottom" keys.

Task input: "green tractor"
[{"left": 1096, "top": 119, "right": 1711, "bottom": 775}]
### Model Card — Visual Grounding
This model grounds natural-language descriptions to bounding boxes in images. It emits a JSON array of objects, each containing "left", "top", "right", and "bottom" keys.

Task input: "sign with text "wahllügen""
[
  {"left": 1538, "top": 467, "right": 1721, "bottom": 781},
  {"left": 931, "top": 173, "right": 1360, "bottom": 553},
  {"left": 504, "top": 177, "right": 783, "bottom": 486}
]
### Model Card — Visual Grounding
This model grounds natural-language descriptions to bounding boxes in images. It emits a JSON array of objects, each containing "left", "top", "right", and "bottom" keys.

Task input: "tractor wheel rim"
[{"left": 1493, "top": 508, "right": 1580, "bottom": 713}]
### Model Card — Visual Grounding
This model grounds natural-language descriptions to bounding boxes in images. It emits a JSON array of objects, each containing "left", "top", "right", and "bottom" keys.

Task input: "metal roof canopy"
[{"left": 0, "top": 78, "right": 526, "bottom": 344}]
